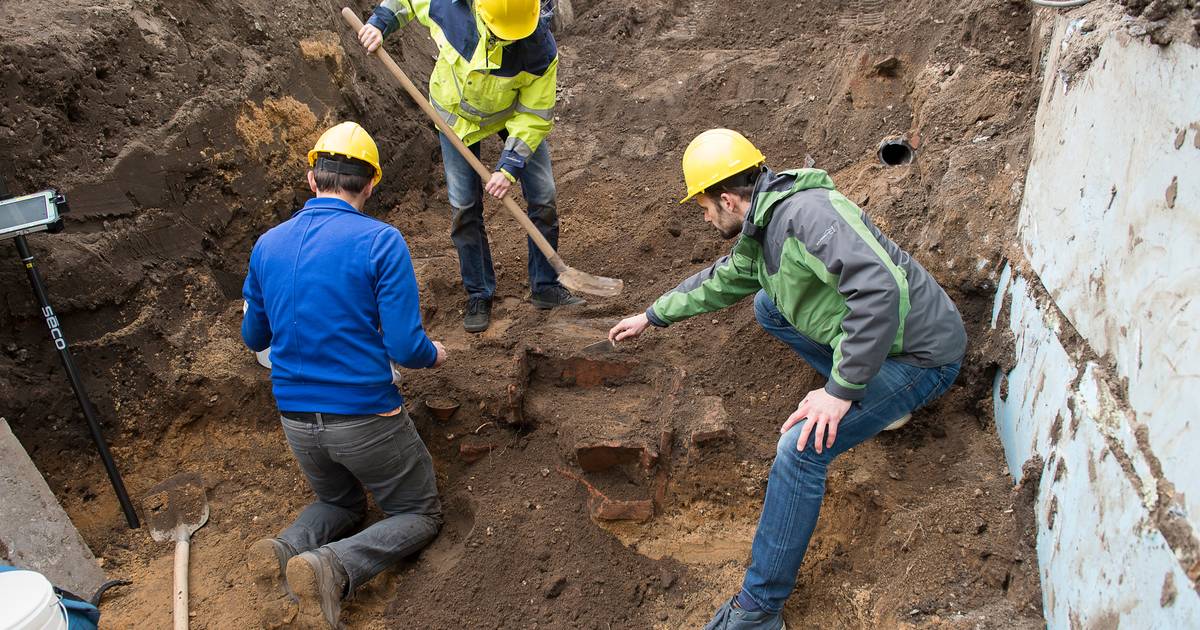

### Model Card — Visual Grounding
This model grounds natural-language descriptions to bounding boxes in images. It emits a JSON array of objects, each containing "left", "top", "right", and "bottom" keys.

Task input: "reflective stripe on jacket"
[
  {"left": 647, "top": 168, "right": 967, "bottom": 401},
  {"left": 368, "top": 0, "right": 557, "bottom": 178}
]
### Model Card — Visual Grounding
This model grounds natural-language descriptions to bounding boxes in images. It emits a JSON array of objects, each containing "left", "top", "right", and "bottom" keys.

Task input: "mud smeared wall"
[{"left": 993, "top": 5, "right": 1200, "bottom": 625}]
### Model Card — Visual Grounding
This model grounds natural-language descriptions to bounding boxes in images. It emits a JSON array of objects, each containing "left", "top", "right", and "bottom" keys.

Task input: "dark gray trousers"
[{"left": 277, "top": 411, "right": 442, "bottom": 591}]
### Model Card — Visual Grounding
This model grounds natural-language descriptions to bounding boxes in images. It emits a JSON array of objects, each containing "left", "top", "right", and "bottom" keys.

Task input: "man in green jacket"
[
  {"left": 359, "top": 0, "right": 583, "bottom": 333},
  {"left": 609, "top": 129, "right": 966, "bottom": 629}
]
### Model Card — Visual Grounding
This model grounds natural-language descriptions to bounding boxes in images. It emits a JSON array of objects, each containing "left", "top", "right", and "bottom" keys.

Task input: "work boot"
[
  {"left": 884, "top": 413, "right": 912, "bottom": 431},
  {"left": 286, "top": 547, "right": 348, "bottom": 630},
  {"left": 530, "top": 285, "right": 586, "bottom": 310},
  {"left": 464, "top": 297, "right": 492, "bottom": 333},
  {"left": 703, "top": 596, "right": 786, "bottom": 630},
  {"left": 248, "top": 538, "right": 296, "bottom": 597}
]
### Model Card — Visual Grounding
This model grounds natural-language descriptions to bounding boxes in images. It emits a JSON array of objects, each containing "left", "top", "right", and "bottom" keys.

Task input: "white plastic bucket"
[{"left": 0, "top": 570, "right": 68, "bottom": 630}]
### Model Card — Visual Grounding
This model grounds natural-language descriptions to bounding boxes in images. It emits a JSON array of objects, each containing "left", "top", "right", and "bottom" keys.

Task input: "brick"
[
  {"left": 559, "top": 357, "right": 634, "bottom": 388},
  {"left": 690, "top": 396, "right": 733, "bottom": 446},
  {"left": 588, "top": 495, "right": 654, "bottom": 522},
  {"left": 459, "top": 442, "right": 498, "bottom": 464},
  {"left": 557, "top": 468, "right": 655, "bottom": 523},
  {"left": 653, "top": 429, "right": 674, "bottom": 510},
  {"left": 505, "top": 348, "right": 533, "bottom": 427},
  {"left": 575, "top": 439, "right": 657, "bottom": 472}
]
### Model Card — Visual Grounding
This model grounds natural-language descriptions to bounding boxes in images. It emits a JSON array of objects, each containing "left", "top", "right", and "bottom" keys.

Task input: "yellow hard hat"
[
  {"left": 679, "top": 128, "right": 765, "bottom": 203},
  {"left": 307, "top": 121, "right": 383, "bottom": 185},
  {"left": 476, "top": 0, "right": 541, "bottom": 41}
]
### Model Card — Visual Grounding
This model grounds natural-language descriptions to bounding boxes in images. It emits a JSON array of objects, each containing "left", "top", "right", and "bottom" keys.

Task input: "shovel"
[
  {"left": 340, "top": 7, "right": 624, "bottom": 298},
  {"left": 143, "top": 472, "right": 209, "bottom": 630}
]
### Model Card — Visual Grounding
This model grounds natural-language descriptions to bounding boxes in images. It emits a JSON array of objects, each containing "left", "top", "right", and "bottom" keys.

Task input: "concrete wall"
[
  {"left": 992, "top": 11, "right": 1200, "bottom": 628},
  {"left": 0, "top": 418, "right": 107, "bottom": 596}
]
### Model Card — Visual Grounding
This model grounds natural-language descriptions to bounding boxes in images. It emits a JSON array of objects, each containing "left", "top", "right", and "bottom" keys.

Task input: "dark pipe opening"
[{"left": 877, "top": 138, "right": 915, "bottom": 166}]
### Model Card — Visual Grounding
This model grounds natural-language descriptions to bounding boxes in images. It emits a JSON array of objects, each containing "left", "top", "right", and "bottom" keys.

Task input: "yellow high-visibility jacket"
[{"left": 368, "top": 0, "right": 558, "bottom": 179}]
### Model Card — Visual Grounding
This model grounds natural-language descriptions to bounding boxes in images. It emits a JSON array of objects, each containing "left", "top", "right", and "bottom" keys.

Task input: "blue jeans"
[
  {"left": 743, "top": 291, "right": 961, "bottom": 613},
  {"left": 439, "top": 132, "right": 560, "bottom": 299}
]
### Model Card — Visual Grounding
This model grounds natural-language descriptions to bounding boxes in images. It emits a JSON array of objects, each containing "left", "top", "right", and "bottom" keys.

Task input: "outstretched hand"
[
  {"left": 780, "top": 388, "right": 852, "bottom": 454},
  {"left": 608, "top": 313, "right": 651, "bottom": 344}
]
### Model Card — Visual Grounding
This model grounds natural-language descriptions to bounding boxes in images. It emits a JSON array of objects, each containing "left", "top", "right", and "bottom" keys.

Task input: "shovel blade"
[
  {"left": 142, "top": 472, "right": 210, "bottom": 542},
  {"left": 557, "top": 266, "right": 624, "bottom": 298}
]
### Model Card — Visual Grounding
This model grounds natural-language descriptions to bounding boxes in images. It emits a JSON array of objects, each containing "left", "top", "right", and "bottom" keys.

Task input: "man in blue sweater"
[{"left": 241, "top": 122, "right": 447, "bottom": 629}]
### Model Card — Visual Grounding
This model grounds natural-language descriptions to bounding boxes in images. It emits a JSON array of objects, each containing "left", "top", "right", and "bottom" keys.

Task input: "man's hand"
[
  {"left": 484, "top": 171, "right": 513, "bottom": 199},
  {"left": 432, "top": 341, "right": 448, "bottom": 368},
  {"left": 608, "top": 313, "right": 651, "bottom": 344},
  {"left": 780, "top": 388, "right": 853, "bottom": 454},
  {"left": 358, "top": 24, "right": 384, "bottom": 52}
]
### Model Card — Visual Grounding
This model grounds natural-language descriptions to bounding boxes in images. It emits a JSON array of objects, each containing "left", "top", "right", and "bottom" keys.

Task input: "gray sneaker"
[
  {"left": 247, "top": 538, "right": 295, "bottom": 597},
  {"left": 286, "top": 547, "right": 348, "bottom": 629},
  {"left": 703, "top": 597, "right": 786, "bottom": 630},
  {"left": 530, "top": 285, "right": 586, "bottom": 310}
]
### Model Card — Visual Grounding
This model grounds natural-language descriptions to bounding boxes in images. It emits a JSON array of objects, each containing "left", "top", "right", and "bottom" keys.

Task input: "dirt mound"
[
  {"left": 1, "top": 0, "right": 1047, "bottom": 627},
  {"left": 1117, "top": 0, "right": 1200, "bottom": 44}
]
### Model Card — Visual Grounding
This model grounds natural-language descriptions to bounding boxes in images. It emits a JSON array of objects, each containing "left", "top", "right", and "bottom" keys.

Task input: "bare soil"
[{"left": 0, "top": 0, "right": 1048, "bottom": 627}]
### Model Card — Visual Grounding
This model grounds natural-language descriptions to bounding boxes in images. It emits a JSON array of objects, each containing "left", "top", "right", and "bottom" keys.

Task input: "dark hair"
[
  {"left": 312, "top": 154, "right": 374, "bottom": 195},
  {"left": 702, "top": 166, "right": 761, "bottom": 203}
]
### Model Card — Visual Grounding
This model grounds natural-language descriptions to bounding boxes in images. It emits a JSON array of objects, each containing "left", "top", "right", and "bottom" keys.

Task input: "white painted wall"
[{"left": 993, "top": 12, "right": 1200, "bottom": 629}]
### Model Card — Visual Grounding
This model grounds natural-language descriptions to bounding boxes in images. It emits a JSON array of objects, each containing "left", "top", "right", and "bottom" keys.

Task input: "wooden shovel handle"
[
  {"left": 340, "top": 8, "right": 568, "bottom": 273},
  {"left": 173, "top": 535, "right": 191, "bottom": 630}
]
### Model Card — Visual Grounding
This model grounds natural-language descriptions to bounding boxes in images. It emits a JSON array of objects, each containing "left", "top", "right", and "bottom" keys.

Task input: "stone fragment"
[
  {"left": 544, "top": 575, "right": 567, "bottom": 598},
  {"left": 660, "top": 569, "right": 677, "bottom": 590},
  {"left": 873, "top": 56, "right": 900, "bottom": 76}
]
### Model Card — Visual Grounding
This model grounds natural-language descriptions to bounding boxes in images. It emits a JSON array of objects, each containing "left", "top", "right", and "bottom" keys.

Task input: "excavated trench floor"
[{"left": 0, "top": 0, "right": 1050, "bottom": 627}]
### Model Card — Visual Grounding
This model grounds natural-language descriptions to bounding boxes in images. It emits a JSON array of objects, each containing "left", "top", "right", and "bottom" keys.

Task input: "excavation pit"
[{"left": 0, "top": 0, "right": 1049, "bottom": 626}]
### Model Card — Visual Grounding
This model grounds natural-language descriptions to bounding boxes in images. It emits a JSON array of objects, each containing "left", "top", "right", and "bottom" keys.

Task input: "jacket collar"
[
  {"left": 748, "top": 167, "right": 835, "bottom": 226},
  {"left": 298, "top": 196, "right": 362, "bottom": 215}
]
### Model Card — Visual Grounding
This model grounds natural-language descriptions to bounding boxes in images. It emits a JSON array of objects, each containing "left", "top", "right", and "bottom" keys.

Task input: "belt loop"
[{"left": 315, "top": 412, "right": 325, "bottom": 431}]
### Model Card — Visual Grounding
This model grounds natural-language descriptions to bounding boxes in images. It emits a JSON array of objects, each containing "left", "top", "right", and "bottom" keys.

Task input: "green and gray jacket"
[{"left": 647, "top": 168, "right": 966, "bottom": 401}]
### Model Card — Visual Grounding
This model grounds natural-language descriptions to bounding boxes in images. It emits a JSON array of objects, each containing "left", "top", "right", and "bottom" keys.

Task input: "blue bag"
[{"left": 0, "top": 564, "right": 102, "bottom": 629}]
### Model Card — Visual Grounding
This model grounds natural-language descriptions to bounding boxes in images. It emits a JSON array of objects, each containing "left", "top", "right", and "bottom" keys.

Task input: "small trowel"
[{"left": 580, "top": 339, "right": 618, "bottom": 355}]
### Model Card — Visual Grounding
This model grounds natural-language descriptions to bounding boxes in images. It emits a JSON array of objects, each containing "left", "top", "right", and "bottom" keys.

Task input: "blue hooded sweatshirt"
[{"left": 241, "top": 196, "right": 437, "bottom": 414}]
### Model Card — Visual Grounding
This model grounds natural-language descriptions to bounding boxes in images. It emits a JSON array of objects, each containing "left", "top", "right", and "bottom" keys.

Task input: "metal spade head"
[
  {"left": 580, "top": 339, "right": 618, "bottom": 355},
  {"left": 557, "top": 266, "right": 624, "bottom": 298},
  {"left": 142, "top": 472, "right": 209, "bottom": 543}
]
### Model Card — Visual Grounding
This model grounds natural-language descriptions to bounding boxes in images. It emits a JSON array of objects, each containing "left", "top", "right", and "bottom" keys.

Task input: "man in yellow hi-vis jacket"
[{"left": 359, "top": 0, "right": 583, "bottom": 333}]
